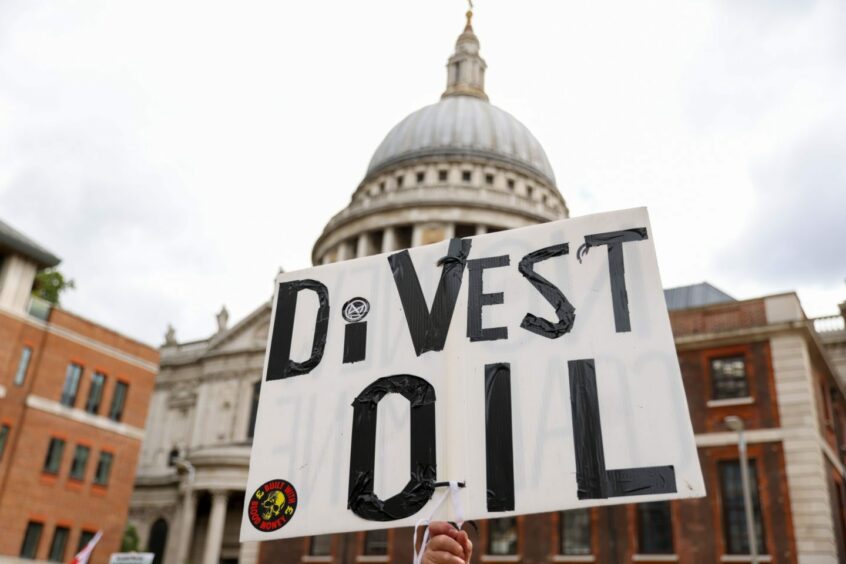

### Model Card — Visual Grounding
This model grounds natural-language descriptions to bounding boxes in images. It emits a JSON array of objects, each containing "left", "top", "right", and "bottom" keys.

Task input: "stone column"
[
  {"left": 443, "top": 223, "right": 455, "bottom": 240},
  {"left": 337, "top": 241, "right": 350, "bottom": 261},
  {"left": 238, "top": 540, "right": 260, "bottom": 564},
  {"left": 475, "top": 224, "right": 488, "bottom": 236},
  {"left": 356, "top": 233, "right": 370, "bottom": 258},
  {"left": 175, "top": 490, "right": 197, "bottom": 564},
  {"left": 382, "top": 228, "right": 397, "bottom": 253},
  {"left": 203, "top": 490, "right": 229, "bottom": 564},
  {"left": 411, "top": 224, "right": 424, "bottom": 248}
]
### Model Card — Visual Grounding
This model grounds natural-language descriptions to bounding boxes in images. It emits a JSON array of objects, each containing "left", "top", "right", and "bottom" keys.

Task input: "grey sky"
[{"left": 1, "top": 0, "right": 844, "bottom": 345}]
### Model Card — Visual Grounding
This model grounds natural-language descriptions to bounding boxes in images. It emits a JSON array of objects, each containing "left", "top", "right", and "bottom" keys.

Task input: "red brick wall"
[{"left": 670, "top": 300, "right": 767, "bottom": 337}]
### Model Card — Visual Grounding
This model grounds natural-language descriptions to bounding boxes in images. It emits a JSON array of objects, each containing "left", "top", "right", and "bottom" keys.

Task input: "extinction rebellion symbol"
[
  {"left": 248, "top": 479, "right": 298, "bottom": 532},
  {"left": 342, "top": 297, "right": 370, "bottom": 322}
]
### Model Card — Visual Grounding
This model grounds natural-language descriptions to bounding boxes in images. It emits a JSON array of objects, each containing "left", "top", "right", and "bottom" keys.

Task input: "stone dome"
[{"left": 366, "top": 96, "right": 557, "bottom": 185}]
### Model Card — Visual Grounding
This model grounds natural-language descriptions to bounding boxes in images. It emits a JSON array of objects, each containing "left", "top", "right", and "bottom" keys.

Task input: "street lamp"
[{"left": 724, "top": 416, "right": 758, "bottom": 563}]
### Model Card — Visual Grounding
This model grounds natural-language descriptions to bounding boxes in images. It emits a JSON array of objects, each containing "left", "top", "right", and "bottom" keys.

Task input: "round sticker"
[
  {"left": 342, "top": 297, "right": 370, "bottom": 322},
  {"left": 248, "top": 479, "right": 298, "bottom": 532}
]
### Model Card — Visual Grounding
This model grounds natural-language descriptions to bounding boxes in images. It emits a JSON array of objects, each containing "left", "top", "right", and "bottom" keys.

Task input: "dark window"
[
  {"left": 60, "top": 363, "right": 83, "bottom": 407},
  {"left": 364, "top": 530, "right": 388, "bottom": 555},
  {"left": 486, "top": 226, "right": 504, "bottom": 234},
  {"left": 371, "top": 230, "right": 384, "bottom": 254},
  {"left": 438, "top": 169, "right": 448, "bottom": 182},
  {"left": 416, "top": 171, "right": 425, "bottom": 184},
  {"left": 455, "top": 224, "right": 476, "bottom": 239},
  {"left": 48, "top": 526, "right": 69, "bottom": 562},
  {"left": 248, "top": 381, "right": 260, "bottom": 439},
  {"left": 711, "top": 356, "right": 749, "bottom": 400},
  {"left": 560, "top": 509, "right": 591, "bottom": 555},
  {"left": 20, "top": 521, "right": 44, "bottom": 558},
  {"left": 85, "top": 372, "right": 106, "bottom": 414},
  {"left": 310, "top": 534, "right": 332, "bottom": 556},
  {"left": 69, "top": 445, "right": 90, "bottom": 480},
  {"left": 462, "top": 170, "right": 472, "bottom": 183},
  {"left": 14, "top": 346, "right": 33, "bottom": 386},
  {"left": 485, "top": 173, "right": 495, "bottom": 185},
  {"left": 720, "top": 460, "right": 766, "bottom": 554},
  {"left": 0, "top": 424, "right": 9, "bottom": 461},
  {"left": 168, "top": 447, "right": 180, "bottom": 467},
  {"left": 379, "top": 181, "right": 385, "bottom": 193},
  {"left": 637, "top": 501, "right": 674, "bottom": 554},
  {"left": 77, "top": 530, "right": 96, "bottom": 551},
  {"left": 147, "top": 518, "right": 168, "bottom": 564},
  {"left": 527, "top": 185, "right": 534, "bottom": 199},
  {"left": 487, "top": 517, "right": 518, "bottom": 555},
  {"left": 396, "top": 175, "right": 404, "bottom": 188},
  {"left": 108, "top": 381, "right": 128, "bottom": 422},
  {"left": 507, "top": 178, "right": 515, "bottom": 190},
  {"left": 43, "top": 438, "right": 65, "bottom": 474},
  {"left": 395, "top": 225, "right": 413, "bottom": 250},
  {"left": 94, "top": 451, "right": 113, "bottom": 485}
]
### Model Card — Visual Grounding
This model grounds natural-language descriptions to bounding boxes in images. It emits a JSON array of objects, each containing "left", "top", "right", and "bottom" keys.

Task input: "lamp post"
[{"left": 724, "top": 416, "right": 758, "bottom": 563}]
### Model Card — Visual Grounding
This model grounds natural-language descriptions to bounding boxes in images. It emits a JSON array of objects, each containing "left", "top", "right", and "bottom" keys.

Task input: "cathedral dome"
[{"left": 366, "top": 96, "right": 556, "bottom": 185}]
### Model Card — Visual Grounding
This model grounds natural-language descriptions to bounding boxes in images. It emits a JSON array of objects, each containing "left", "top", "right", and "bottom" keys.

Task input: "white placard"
[{"left": 241, "top": 207, "right": 705, "bottom": 541}]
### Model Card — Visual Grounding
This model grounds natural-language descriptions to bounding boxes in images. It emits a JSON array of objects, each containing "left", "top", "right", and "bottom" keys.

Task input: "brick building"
[
  {"left": 0, "top": 219, "right": 159, "bottom": 561},
  {"left": 255, "top": 285, "right": 846, "bottom": 564}
]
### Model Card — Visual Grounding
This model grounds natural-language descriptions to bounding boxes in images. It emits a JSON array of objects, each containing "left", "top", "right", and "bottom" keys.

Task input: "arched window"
[{"left": 147, "top": 518, "right": 168, "bottom": 564}]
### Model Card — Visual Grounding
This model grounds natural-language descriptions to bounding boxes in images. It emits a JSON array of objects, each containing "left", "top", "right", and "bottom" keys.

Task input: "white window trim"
[
  {"left": 482, "top": 556, "right": 521, "bottom": 563},
  {"left": 25, "top": 394, "right": 145, "bottom": 440},
  {"left": 707, "top": 396, "right": 754, "bottom": 408},
  {"left": 632, "top": 555, "right": 678, "bottom": 562},
  {"left": 720, "top": 556, "right": 771, "bottom": 563},
  {"left": 302, "top": 557, "right": 332, "bottom": 563},
  {"left": 356, "top": 556, "right": 388, "bottom": 563},
  {"left": 551, "top": 555, "right": 595, "bottom": 562}
]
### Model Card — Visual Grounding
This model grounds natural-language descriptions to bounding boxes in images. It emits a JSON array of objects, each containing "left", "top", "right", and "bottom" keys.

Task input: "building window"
[
  {"left": 719, "top": 459, "right": 766, "bottom": 554},
  {"left": 395, "top": 225, "right": 413, "bottom": 250},
  {"left": 485, "top": 173, "right": 495, "bottom": 185},
  {"left": 108, "top": 381, "right": 128, "bottom": 422},
  {"left": 43, "top": 438, "right": 65, "bottom": 474},
  {"left": 711, "top": 356, "right": 749, "bottom": 400},
  {"left": 416, "top": 171, "right": 425, "bottom": 184},
  {"left": 77, "top": 531, "right": 96, "bottom": 551},
  {"left": 148, "top": 519, "right": 168, "bottom": 564},
  {"left": 14, "top": 346, "right": 33, "bottom": 386},
  {"left": 455, "top": 224, "right": 476, "bottom": 239},
  {"left": 60, "top": 363, "right": 83, "bottom": 407},
  {"left": 85, "top": 372, "right": 107, "bottom": 414},
  {"left": 248, "top": 381, "right": 260, "bottom": 439},
  {"left": 560, "top": 509, "right": 591, "bottom": 555},
  {"left": 507, "top": 178, "right": 515, "bottom": 190},
  {"left": 69, "top": 445, "right": 90, "bottom": 480},
  {"left": 0, "top": 424, "right": 9, "bottom": 461},
  {"left": 310, "top": 534, "right": 332, "bottom": 556},
  {"left": 48, "top": 526, "right": 69, "bottom": 562},
  {"left": 637, "top": 501, "right": 674, "bottom": 554},
  {"left": 94, "top": 451, "right": 114, "bottom": 485},
  {"left": 396, "top": 175, "right": 404, "bottom": 188},
  {"left": 487, "top": 517, "right": 518, "bottom": 555},
  {"left": 527, "top": 185, "right": 534, "bottom": 199},
  {"left": 364, "top": 529, "right": 388, "bottom": 555},
  {"left": 438, "top": 169, "right": 448, "bottom": 182},
  {"left": 20, "top": 521, "right": 44, "bottom": 558},
  {"left": 461, "top": 170, "right": 472, "bottom": 183}
]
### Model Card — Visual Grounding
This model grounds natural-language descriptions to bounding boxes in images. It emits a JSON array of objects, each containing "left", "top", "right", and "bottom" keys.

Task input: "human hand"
[{"left": 420, "top": 521, "right": 473, "bottom": 564}]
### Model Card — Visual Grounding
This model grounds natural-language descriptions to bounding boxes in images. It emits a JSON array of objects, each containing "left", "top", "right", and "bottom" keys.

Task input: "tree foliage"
[
  {"left": 32, "top": 268, "right": 75, "bottom": 305},
  {"left": 121, "top": 523, "right": 140, "bottom": 552}
]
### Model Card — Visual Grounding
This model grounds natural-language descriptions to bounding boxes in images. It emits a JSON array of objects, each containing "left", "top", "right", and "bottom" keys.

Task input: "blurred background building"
[
  {"left": 0, "top": 219, "right": 159, "bottom": 561},
  {"left": 128, "top": 11, "right": 846, "bottom": 564}
]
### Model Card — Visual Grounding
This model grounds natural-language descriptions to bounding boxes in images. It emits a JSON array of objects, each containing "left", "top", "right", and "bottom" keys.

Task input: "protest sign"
[
  {"left": 241, "top": 207, "right": 705, "bottom": 541},
  {"left": 109, "top": 554, "right": 154, "bottom": 564}
]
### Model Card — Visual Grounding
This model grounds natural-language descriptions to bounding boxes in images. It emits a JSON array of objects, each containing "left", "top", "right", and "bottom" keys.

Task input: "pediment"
[{"left": 204, "top": 299, "right": 272, "bottom": 356}]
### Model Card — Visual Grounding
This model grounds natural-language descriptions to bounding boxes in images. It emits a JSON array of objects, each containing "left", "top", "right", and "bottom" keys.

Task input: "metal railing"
[{"left": 813, "top": 314, "right": 846, "bottom": 333}]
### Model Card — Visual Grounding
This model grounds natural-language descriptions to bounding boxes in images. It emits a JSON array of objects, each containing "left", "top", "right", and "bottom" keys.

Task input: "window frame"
[
  {"left": 20, "top": 521, "right": 44, "bottom": 559},
  {"left": 14, "top": 345, "right": 33, "bottom": 386},
  {"left": 718, "top": 458, "right": 767, "bottom": 555},
  {"left": 636, "top": 501, "right": 675, "bottom": 555},
  {"left": 48, "top": 525, "right": 70, "bottom": 562},
  {"left": 77, "top": 530, "right": 97, "bottom": 551},
  {"left": 85, "top": 371, "right": 107, "bottom": 414},
  {"left": 0, "top": 424, "right": 10, "bottom": 461},
  {"left": 94, "top": 450, "right": 114, "bottom": 486},
  {"left": 69, "top": 444, "right": 91, "bottom": 481},
  {"left": 108, "top": 380, "right": 129, "bottom": 422},
  {"left": 486, "top": 516, "right": 520, "bottom": 556},
  {"left": 60, "top": 363, "right": 84, "bottom": 407},
  {"left": 43, "top": 437, "right": 66, "bottom": 475},
  {"left": 362, "top": 529, "right": 389, "bottom": 556},
  {"left": 558, "top": 509, "right": 592, "bottom": 556},
  {"left": 709, "top": 354, "right": 750, "bottom": 401}
]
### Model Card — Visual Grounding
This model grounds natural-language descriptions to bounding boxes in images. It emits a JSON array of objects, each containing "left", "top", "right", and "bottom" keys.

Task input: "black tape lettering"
[
  {"left": 485, "top": 363, "right": 515, "bottom": 511},
  {"left": 266, "top": 279, "right": 329, "bottom": 381},
  {"left": 518, "top": 243, "right": 576, "bottom": 339},
  {"left": 576, "top": 228, "right": 647, "bottom": 333},
  {"left": 388, "top": 238, "right": 472, "bottom": 356},
  {"left": 343, "top": 322, "right": 367, "bottom": 364},
  {"left": 348, "top": 375, "right": 437, "bottom": 521},
  {"left": 467, "top": 255, "right": 510, "bottom": 342},
  {"left": 569, "top": 359, "right": 676, "bottom": 499}
]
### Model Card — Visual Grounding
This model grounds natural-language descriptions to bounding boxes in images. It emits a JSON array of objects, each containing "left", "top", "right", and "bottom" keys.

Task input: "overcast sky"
[{"left": 1, "top": 0, "right": 844, "bottom": 346}]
